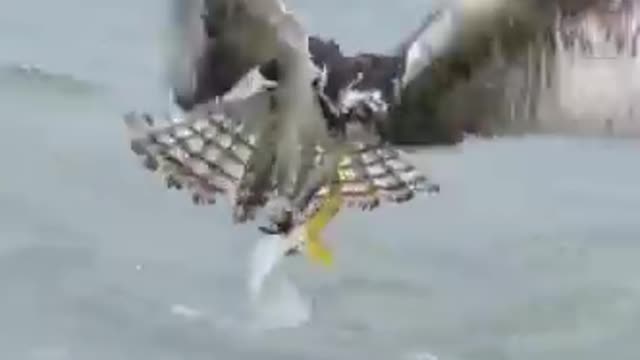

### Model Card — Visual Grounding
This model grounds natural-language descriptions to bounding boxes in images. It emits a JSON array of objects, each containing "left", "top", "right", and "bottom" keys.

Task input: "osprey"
[{"left": 124, "top": 0, "right": 515, "bottom": 237}]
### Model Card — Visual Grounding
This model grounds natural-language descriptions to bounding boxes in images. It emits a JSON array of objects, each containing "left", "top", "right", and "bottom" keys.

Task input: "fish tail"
[
  {"left": 303, "top": 184, "right": 343, "bottom": 266},
  {"left": 306, "top": 232, "right": 334, "bottom": 266}
]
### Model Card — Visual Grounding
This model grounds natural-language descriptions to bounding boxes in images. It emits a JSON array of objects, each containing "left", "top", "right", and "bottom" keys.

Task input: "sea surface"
[{"left": 1, "top": 1, "right": 640, "bottom": 359}]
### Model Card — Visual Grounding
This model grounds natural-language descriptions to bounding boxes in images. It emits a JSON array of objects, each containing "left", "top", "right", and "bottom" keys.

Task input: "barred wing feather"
[
  {"left": 124, "top": 102, "right": 274, "bottom": 223},
  {"left": 302, "top": 144, "right": 439, "bottom": 219}
]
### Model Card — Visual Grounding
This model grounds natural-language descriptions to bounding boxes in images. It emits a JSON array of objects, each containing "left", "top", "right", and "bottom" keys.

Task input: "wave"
[{"left": 0, "top": 63, "right": 104, "bottom": 96}]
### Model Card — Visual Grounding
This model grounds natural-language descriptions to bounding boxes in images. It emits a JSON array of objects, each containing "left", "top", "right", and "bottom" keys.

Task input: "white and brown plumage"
[{"left": 124, "top": 0, "right": 525, "bottom": 233}]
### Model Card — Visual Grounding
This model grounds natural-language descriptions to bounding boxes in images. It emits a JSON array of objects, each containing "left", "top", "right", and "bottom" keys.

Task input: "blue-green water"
[{"left": 1, "top": 1, "right": 640, "bottom": 359}]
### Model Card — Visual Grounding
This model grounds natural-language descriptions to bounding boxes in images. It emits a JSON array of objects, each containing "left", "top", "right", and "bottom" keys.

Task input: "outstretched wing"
[
  {"left": 125, "top": 110, "right": 250, "bottom": 206},
  {"left": 396, "top": 0, "right": 543, "bottom": 91},
  {"left": 127, "top": 0, "right": 318, "bottom": 222},
  {"left": 395, "top": 5, "right": 459, "bottom": 88},
  {"left": 389, "top": 0, "right": 556, "bottom": 142},
  {"left": 124, "top": 92, "right": 267, "bottom": 215},
  {"left": 301, "top": 143, "right": 439, "bottom": 219},
  {"left": 167, "top": 0, "right": 291, "bottom": 111}
]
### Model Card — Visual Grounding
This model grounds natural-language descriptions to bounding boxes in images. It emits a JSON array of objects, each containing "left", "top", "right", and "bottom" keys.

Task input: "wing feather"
[
  {"left": 301, "top": 144, "right": 439, "bottom": 219},
  {"left": 397, "top": 0, "right": 546, "bottom": 93},
  {"left": 399, "top": 7, "right": 459, "bottom": 86},
  {"left": 124, "top": 88, "right": 282, "bottom": 222},
  {"left": 168, "top": 0, "right": 294, "bottom": 110},
  {"left": 125, "top": 108, "right": 252, "bottom": 198},
  {"left": 130, "top": 0, "right": 327, "bottom": 225}
]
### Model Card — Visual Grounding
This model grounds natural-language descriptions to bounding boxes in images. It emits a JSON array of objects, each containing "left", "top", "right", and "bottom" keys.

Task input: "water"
[{"left": 1, "top": 1, "right": 640, "bottom": 359}]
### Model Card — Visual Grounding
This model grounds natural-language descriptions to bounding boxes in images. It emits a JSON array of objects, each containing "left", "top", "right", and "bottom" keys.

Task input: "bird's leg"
[
  {"left": 233, "top": 145, "right": 276, "bottom": 223},
  {"left": 233, "top": 104, "right": 280, "bottom": 223},
  {"left": 280, "top": 151, "right": 342, "bottom": 262},
  {"left": 290, "top": 148, "right": 342, "bottom": 217}
]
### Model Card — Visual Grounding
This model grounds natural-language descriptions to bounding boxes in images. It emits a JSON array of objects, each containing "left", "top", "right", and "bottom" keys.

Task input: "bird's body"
[{"left": 127, "top": 0, "right": 551, "bottom": 242}]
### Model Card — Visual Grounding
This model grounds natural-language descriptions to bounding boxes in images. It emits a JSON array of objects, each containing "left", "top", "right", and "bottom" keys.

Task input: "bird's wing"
[
  {"left": 300, "top": 143, "right": 439, "bottom": 219},
  {"left": 380, "top": 0, "right": 560, "bottom": 144},
  {"left": 389, "top": 0, "right": 552, "bottom": 140},
  {"left": 126, "top": 0, "right": 317, "bottom": 223},
  {"left": 396, "top": 0, "right": 545, "bottom": 88},
  {"left": 167, "top": 0, "right": 291, "bottom": 111},
  {"left": 124, "top": 87, "right": 270, "bottom": 215},
  {"left": 395, "top": 5, "right": 460, "bottom": 87}
]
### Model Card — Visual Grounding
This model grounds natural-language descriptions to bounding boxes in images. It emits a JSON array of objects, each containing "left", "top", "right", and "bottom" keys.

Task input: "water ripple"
[{"left": 0, "top": 63, "right": 104, "bottom": 96}]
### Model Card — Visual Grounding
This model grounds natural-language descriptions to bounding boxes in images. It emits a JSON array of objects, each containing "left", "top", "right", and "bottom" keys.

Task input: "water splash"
[{"left": 247, "top": 234, "right": 311, "bottom": 330}]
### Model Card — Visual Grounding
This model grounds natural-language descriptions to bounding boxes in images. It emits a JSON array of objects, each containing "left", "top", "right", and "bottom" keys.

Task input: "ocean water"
[{"left": 1, "top": 1, "right": 640, "bottom": 359}]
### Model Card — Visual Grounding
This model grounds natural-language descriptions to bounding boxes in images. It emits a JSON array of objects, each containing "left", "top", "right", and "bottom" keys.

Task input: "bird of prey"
[{"left": 123, "top": 0, "right": 526, "bottom": 241}]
